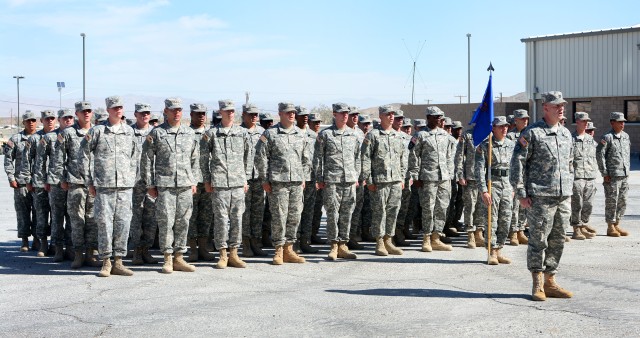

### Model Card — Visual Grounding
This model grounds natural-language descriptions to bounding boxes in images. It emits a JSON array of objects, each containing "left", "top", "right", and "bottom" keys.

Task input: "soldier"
[
  {"left": 309, "top": 113, "right": 326, "bottom": 245},
  {"left": 211, "top": 110, "right": 222, "bottom": 127},
  {"left": 202, "top": 99, "right": 251, "bottom": 269},
  {"left": 259, "top": 112, "right": 274, "bottom": 130},
  {"left": 440, "top": 117, "right": 461, "bottom": 240},
  {"left": 255, "top": 102, "right": 311, "bottom": 265},
  {"left": 409, "top": 106, "right": 456, "bottom": 252},
  {"left": 445, "top": 121, "right": 465, "bottom": 233},
  {"left": 596, "top": 112, "right": 631, "bottom": 237},
  {"left": 129, "top": 103, "right": 159, "bottom": 265},
  {"left": 185, "top": 103, "right": 215, "bottom": 262},
  {"left": 506, "top": 109, "right": 530, "bottom": 245},
  {"left": 585, "top": 122, "right": 596, "bottom": 137},
  {"left": 347, "top": 107, "right": 370, "bottom": 249},
  {"left": 149, "top": 114, "right": 160, "bottom": 127},
  {"left": 476, "top": 116, "right": 515, "bottom": 265},
  {"left": 309, "top": 113, "right": 323, "bottom": 133},
  {"left": 259, "top": 112, "right": 274, "bottom": 247},
  {"left": 507, "top": 114, "right": 516, "bottom": 130},
  {"left": 241, "top": 103, "right": 267, "bottom": 257},
  {"left": 94, "top": 111, "right": 108, "bottom": 124},
  {"left": 570, "top": 112, "right": 597, "bottom": 240},
  {"left": 511, "top": 91, "right": 574, "bottom": 301},
  {"left": 80, "top": 96, "right": 138, "bottom": 277},
  {"left": 5, "top": 111, "right": 38, "bottom": 252},
  {"left": 405, "top": 119, "right": 427, "bottom": 236},
  {"left": 358, "top": 114, "right": 372, "bottom": 134},
  {"left": 456, "top": 124, "right": 485, "bottom": 248},
  {"left": 314, "top": 103, "right": 360, "bottom": 260},
  {"left": 51, "top": 102, "right": 101, "bottom": 269},
  {"left": 141, "top": 98, "right": 199, "bottom": 274},
  {"left": 295, "top": 105, "right": 319, "bottom": 254},
  {"left": 361, "top": 105, "right": 407, "bottom": 256},
  {"left": 391, "top": 110, "right": 412, "bottom": 247}
]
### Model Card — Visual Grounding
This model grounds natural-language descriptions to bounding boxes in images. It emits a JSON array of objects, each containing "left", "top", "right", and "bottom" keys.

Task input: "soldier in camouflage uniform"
[
  {"left": 201, "top": 99, "right": 251, "bottom": 269},
  {"left": 445, "top": 121, "right": 465, "bottom": 234},
  {"left": 596, "top": 112, "right": 631, "bottom": 237},
  {"left": 241, "top": 104, "right": 267, "bottom": 257},
  {"left": 5, "top": 111, "right": 38, "bottom": 252},
  {"left": 405, "top": 119, "right": 426, "bottom": 236},
  {"left": 80, "top": 96, "right": 138, "bottom": 277},
  {"left": 506, "top": 109, "right": 530, "bottom": 245},
  {"left": 475, "top": 116, "right": 515, "bottom": 265},
  {"left": 309, "top": 113, "right": 326, "bottom": 245},
  {"left": 141, "top": 98, "right": 199, "bottom": 274},
  {"left": 51, "top": 102, "right": 101, "bottom": 269},
  {"left": 255, "top": 102, "right": 311, "bottom": 265},
  {"left": 408, "top": 106, "right": 456, "bottom": 252},
  {"left": 129, "top": 103, "right": 159, "bottom": 265},
  {"left": 347, "top": 107, "right": 370, "bottom": 249},
  {"left": 455, "top": 125, "right": 485, "bottom": 248},
  {"left": 511, "top": 91, "right": 574, "bottom": 302},
  {"left": 570, "top": 112, "right": 597, "bottom": 240},
  {"left": 391, "top": 111, "right": 412, "bottom": 247},
  {"left": 314, "top": 103, "right": 360, "bottom": 260},
  {"left": 185, "top": 103, "right": 216, "bottom": 262},
  {"left": 295, "top": 105, "right": 319, "bottom": 254},
  {"left": 361, "top": 105, "right": 407, "bottom": 256},
  {"left": 259, "top": 112, "right": 274, "bottom": 247}
]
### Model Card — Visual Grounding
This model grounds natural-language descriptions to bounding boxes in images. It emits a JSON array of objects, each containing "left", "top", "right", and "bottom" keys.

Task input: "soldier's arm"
[
  {"left": 360, "top": 132, "right": 373, "bottom": 183},
  {"left": 447, "top": 137, "right": 456, "bottom": 179},
  {"left": 200, "top": 131, "right": 213, "bottom": 184},
  {"left": 313, "top": 133, "right": 325, "bottom": 183},
  {"left": 48, "top": 136, "right": 64, "bottom": 184},
  {"left": 401, "top": 137, "right": 409, "bottom": 179},
  {"left": 4, "top": 138, "right": 17, "bottom": 183},
  {"left": 190, "top": 137, "right": 200, "bottom": 185},
  {"left": 140, "top": 132, "right": 156, "bottom": 188},
  {"left": 474, "top": 143, "right": 488, "bottom": 193},
  {"left": 17, "top": 138, "right": 36, "bottom": 185},
  {"left": 243, "top": 132, "right": 252, "bottom": 181},
  {"left": 79, "top": 129, "right": 96, "bottom": 186},
  {"left": 32, "top": 138, "right": 49, "bottom": 186},
  {"left": 454, "top": 138, "right": 465, "bottom": 182},
  {"left": 595, "top": 136, "right": 609, "bottom": 177},
  {"left": 254, "top": 131, "right": 269, "bottom": 183},
  {"left": 301, "top": 134, "right": 312, "bottom": 181},
  {"left": 354, "top": 135, "right": 362, "bottom": 181},
  {"left": 407, "top": 134, "right": 421, "bottom": 181},
  {"left": 510, "top": 130, "right": 533, "bottom": 199}
]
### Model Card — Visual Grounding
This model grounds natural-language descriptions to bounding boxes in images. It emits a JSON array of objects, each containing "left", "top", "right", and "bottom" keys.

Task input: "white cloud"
[{"left": 178, "top": 14, "right": 227, "bottom": 30}]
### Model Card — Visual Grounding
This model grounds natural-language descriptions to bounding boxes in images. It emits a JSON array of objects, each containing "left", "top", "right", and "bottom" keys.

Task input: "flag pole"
[{"left": 486, "top": 132, "right": 493, "bottom": 260}]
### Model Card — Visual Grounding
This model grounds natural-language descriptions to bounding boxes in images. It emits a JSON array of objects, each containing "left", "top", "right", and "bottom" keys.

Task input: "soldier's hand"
[
  {"left": 316, "top": 182, "right": 326, "bottom": 190},
  {"left": 458, "top": 178, "right": 467, "bottom": 186},
  {"left": 367, "top": 184, "right": 377, "bottom": 192},
  {"left": 244, "top": 184, "right": 248, "bottom": 193},
  {"left": 401, "top": 182, "right": 405, "bottom": 190},
  {"left": 520, "top": 197, "right": 532, "bottom": 208},
  {"left": 26, "top": 183, "right": 34, "bottom": 192},
  {"left": 409, "top": 179, "right": 413, "bottom": 187},
  {"left": 262, "top": 182, "right": 272, "bottom": 193},
  {"left": 481, "top": 192, "right": 492, "bottom": 206},
  {"left": 44, "top": 183, "right": 51, "bottom": 192},
  {"left": 603, "top": 175, "right": 611, "bottom": 183},
  {"left": 148, "top": 187, "right": 158, "bottom": 198},
  {"left": 9, "top": 180, "right": 18, "bottom": 189},
  {"left": 191, "top": 186, "right": 197, "bottom": 195},
  {"left": 355, "top": 181, "right": 360, "bottom": 187},
  {"left": 60, "top": 181, "right": 69, "bottom": 191},
  {"left": 413, "top": 180, "right": 424, "bottom": 188},
  {"left": 89, "top": 185, "right": 96, "bottom": 197},
  {"left": 205, "top": 182, "right": 213, "bottom": 193}
]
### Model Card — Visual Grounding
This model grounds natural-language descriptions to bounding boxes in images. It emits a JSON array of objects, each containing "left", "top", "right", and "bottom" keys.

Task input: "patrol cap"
[
  {"left": 212, "top": 111, "right": 222, "bottom": 119},
  {"left": 135, "top": 103, "right": 152, "bottom": 113},
  {"left": 309, "top": 113, "right": 322, "bottom": 122},
  {"left": 150, "top": 113, "right": 160, "bottom": 122},
  {"left": 378, "top": 105, "right": 396, "bottom": 115},
  {"left": 610, "top": 112, "right": 626, "bottom": 122},
  {"left": 492, "top": 116, "right": 509, "bottom": 126},
  {"left": 358, "top": 114, "right": 372, "bottom": 124},
  {"left": 452, "top": 121, "right": 463, "bottom": 129},
  {"left": 332, "top": 102, "right": 350, "bottom": 113},
  {"left": 164, "top": 98, "right": 182, "bottom": 109},
  {"left": 574, "top": 112, "right": 591, "bottom": 121},
  {"left": 41, "top": 110, "right": 55, "bottom": 119},
  {"left": 395, "top": 110, "right": 405, "bottom": 118},
  {"left": 513, "top": 109, "right": 529, "bottom": 119},
  {"left": 372, "top": 117, "right": 381, "bottom": 127},
  {"left": 105, "top": 95, "right": 124, "bottom": 109},
  {"left": 507, "top": 115, "right": 515, "bottom": 124},
  {"left": 75, "top": 101, "right": 92, "bottom": 112},
  {"left": 443, "top": 116, "right": 453, "bottom": 126},
  {"left": 413, "top": 119, "right": 426, "bottom": 128},
  {"left": 22, "top": 110, "right": 36, "bottom": 121},
  {"left": 259, "top": 113, "right": 274, "bottom": 121},
  {"left": 243, "top": 103, "right": 260, "bottom": 114},
  {"left": 425, "top": 106, "right": 445, "bottom": 117},
  {"left": 126, "top": 118, "right": 135, "bottom": 125},
  {"left": 541, "top": 91, "right": 567, "bottom": 105},
  {"left": 218, "top": 99, "right": 235, "bottom": 111},
  {"left": 278, "top": 102, "right": 296, "bottom": 113},
  {"left": 586, "top": 121, "right": 596, "bottom": 130},
  {"left": 95, "top": 112, "right": 108, "bottom": 123},
  {"left": 295, "top": 105, "right": 309, "bottom": 116},
  {"left": 190, "top": 103, "right": 207, "bottom": 113},
  {"left": 58, "top": 108, "right": 74, "bottom": 118},
  {"left": 402, "top": 118, "right": 412, "bottom": 127},
  {"left": 348, "top": 106, "right": 360, "bottom": 115}
]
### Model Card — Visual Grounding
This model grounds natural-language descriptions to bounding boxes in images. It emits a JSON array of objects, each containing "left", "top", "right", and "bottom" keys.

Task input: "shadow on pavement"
[{"left": 326, "top": 288, "right": 529, "bottom": 299}]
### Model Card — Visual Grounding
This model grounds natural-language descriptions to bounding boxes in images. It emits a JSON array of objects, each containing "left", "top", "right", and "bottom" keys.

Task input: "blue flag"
[{"left": 469, "top": 73, "right": 494, "bottom": 147}]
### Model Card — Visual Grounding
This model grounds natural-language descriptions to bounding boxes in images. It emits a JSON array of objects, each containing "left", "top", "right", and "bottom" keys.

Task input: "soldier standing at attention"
[
  {"left": 506, "top": 109, "right": 530, "bottom": 246},
  {"left": 569, "top": 112, "right": 597, "bottom": 240},
  {"left": 405, "top": 119, "right": 427, "bottom": 236},
  {"left": 391, "top": 111, "right": 412, "bottom": 247},
  {"left": 347, "top": 107, "right": 370, "bottom": 249},
  {"left": 141, "top": 98, "right": 199, "bottom": 274},
  {"left": 314, "top": 103, "right": 360, "bottom": 260},
  {"left": 309, "top": 113, "right": 327, "bottom": 246},
  {"left": 255, "top": 102, "right": 310, "bottom": 265},
  {"left": 240, "top": 103, "right": 267, "bottom": 257},
  {"left": 445, "top": 121, "right": 465, "bottom": 233},
  {"left": 295, "top": 105, "right": 319, "bottom": 254},
  {"left": 511, "top": 91, "right": 574, "bottom": 302},
  {"left": 258, "top": 112, "right": 274, "bottom": 247},
  {"left": 361, "top": 105, "right": 407, "bottom": 256},
  {"left": 596, "top": 112, "right": 631, "bottom": 237}
]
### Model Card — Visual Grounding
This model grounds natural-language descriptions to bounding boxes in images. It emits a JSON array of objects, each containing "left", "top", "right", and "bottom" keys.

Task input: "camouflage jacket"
[
  {"left": 19, "top": 129, "right": 57, "bottom": 187},
  {"left": 191, "top": 125, "right": 209, "bottom": 184},
  {"left": 475, "top": 137, "right": 515, "bottom": 193},
  {"left": 361, "top": 126, "right": 407, "bottom": 184},
  {"left": 572, "top": 131, "right": 598, "bottom": 179},
  {"left": 130, "top": 123, "right": 153, "bottom": 183},
  {"left": 510, "top": 119, "right": 574, "bottom": 198},
  {"left": 596, "top": 130, "right": 630, "bottom": 178},
  {"left": 201, "top": 124, "right": 251, "bottom": 188},
  {"left": 408, "top": 127, "right": 455, "bottom": 182},
  {"left": 3, "top": 131, "right": 33, "bottom": 184},
  {"left": 353, "top": 126, "right": 367, "bottom": 181},
  {"left": 255, "top": 123, "right": 311, "bottom": 183},
  {"left": 301, "top": 126, "right": 317, "bottom": 181},
  {"left": 51, "top": 123, "right": 92, "bottom": 185},
  {"left": 241, "top": 123, "right": 265, "bottom": 181},
  {"left": 313, "top": 124, "right": 361, "bottom": 184},
  {"left": 454, "top": 128, "right": 477, "bottom": 181}
]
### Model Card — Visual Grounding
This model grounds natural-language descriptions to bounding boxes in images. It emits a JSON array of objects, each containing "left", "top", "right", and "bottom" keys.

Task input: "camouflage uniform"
[
  {"left": 596, "top": 124, "right": 631, "bottom": 224},
  {"left": 571, "top": 131, "right": 598, "bottom": 226},
  {"left": 350, "top": 126, "right": 367, "bottom": 238},
  {"left": 129, "top": 121, "right": 157, "bottom": 249},
  {"left": 19, "top": 128, "right": 52, "bottom": 239},
  {"left": 4, "top": 130, "right": 37, "bottom": 239},
  {"left": 314, "top": 124, "right": 361, "bottom": 242},
  {"left": 202, "top": 124, "right": 251, "bottom": 249},
  {"left": 299, "top": 126, "right": 318, "bottom": 242},
  {"left": 241, "top": 122, "right": 266, "bottom": 240},
  {"left": 456, "top": 128, "right": 484, "bottom": 231},
  {"left": 506, "top": 128, "right": 528, "bottom": 232},
  {"left": 395, "top": 130, "right": 413, "bottom": 234},
  {"left": 188, "top": 124, "right": 213, "bottom": 241}
]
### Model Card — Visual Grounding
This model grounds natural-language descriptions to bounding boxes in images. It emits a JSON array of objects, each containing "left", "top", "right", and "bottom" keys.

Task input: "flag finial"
[{"left": 487, "top": 62, "right": 495, "bottom": 72}]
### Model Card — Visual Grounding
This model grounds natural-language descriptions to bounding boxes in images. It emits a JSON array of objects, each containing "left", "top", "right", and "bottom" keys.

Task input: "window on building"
[
  {"left": 624, "top": 100, "right": 640, "bottom": 123},
  {"left": 572, "top": 101, "right": 591, "bottom": 123}
]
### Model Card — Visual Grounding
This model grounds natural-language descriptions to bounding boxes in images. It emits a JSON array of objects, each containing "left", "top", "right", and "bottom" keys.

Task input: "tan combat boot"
[
  {"left": 337, "top": 242, "right": 357, "bottom": 259},
  {"left": 581, "top": 227, "right": 595, "bottom": 239},
  {"left": 53, "top": 245, "right": 64, "bottom": 262},
  {"left": 37, "top": 237, "right": 48, "bottom": 257},
  {"left": 250, "top": 238, "right": 267, "bottom": 256},
  {"left": 228, "top": 247, "right": 247, "bottom": 268},
  {"left": 583, "top": 225, "right": 597, "bottom": 235},
  {"left": 517, "top": 230, "right": 529, "bottom": 244},
  {"left": 98, "top": 258, "right": 112, "bottom": 277},
  {"left": 20, "top": 237, "right": 29, "bottom": 252},
  {"left": 565, "top": 235, "right": 571, "bottom": 242},
  {"left": 141, "top": 247, "right": 158, "bottom": 264},
  {"left": 383, "top": 235, "right": 404, "bottom": 255},
  {"left": 111, "top": 256, "right": 134, "bottom": 276},
  {"left": 572, "top": 226, "right": 586, "bottom": 240},
  {"left": 242, "top": 237, "right": 254, "bottom": 257},
  {"left": 543, "top": 273, "right": 573, "bottom": 298},
  {"left": 531, "top": 272, "right": 546, "bottom": 301},
  {"left": 430, "top": 233, "right": 453, "bottom": 251},
  {"left": 272, "top": 245, "right": 284, "bottom": 265},
  {"left": 132, "top": 247, "right": 144, "bottom": 265},
  {"left": 162, "top": 253, "right": 173, "bottom": 274},
  {"left": 421, "top": 235, "right": 432, "bottom": 252},
  {"left": 216, "top": 248, "right": 228, "bottom": 269},
  {"left": 327, "top": 241, "right": 339, "bottom": 261},
  {"left": 496, "top": 249, "right": 511, "bottom": 264},
  {"left": 474, "top": 229, "right": 485, "bottom": 247},
  {"left": 283, "top": 243, "right": 306, "bottom": 263},
  {"left": 466, "top": 232, "right": 476, "bottom": 249},
  {"left": 173, "top": 252, "right": 196, "bottom": 272},
  {"left": 487, "top": 249, "right": 499, "bottom": 265},
  {"left": 71, "top": 250, "right": 84, "bottom": 269},
  {"left": 197, "top": 238, "right": 216, "bottom": 261},
  {"left": 187, "top": 238, "right": 199, "bottom": 262},
  {"left": 508, "top": 231, "right": 519, "bottom": 246},
  {"left": 607, "top": 223, "right": 620, "bottom": 237},
  {"left": 614, "top": 222, "right": 629, "bottom": 236},
  {"left": 375, "top": 237, "right": 388, "bottom": 256}
]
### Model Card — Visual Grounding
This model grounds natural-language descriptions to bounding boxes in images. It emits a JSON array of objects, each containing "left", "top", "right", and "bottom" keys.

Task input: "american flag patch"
[
  {"left": 146, "top": 135, "right": 153, "bottom": 143},
  {"left": 518, "top": 136, "right": 528, "bottom": 148},
  {"left": 57, "top": 134, "right": 64, "bottom": 142},
  {"left": 259, "top": 135, "right": 267, "bottom": 143},
  {"left": 600, "top": 139, "right": 607, "bottom": 145},
  {"left": 84, "top": 134, "right": 91, "bottom": 141}
]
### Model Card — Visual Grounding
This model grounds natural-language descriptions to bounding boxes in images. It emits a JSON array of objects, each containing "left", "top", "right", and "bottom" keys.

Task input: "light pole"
[
  {"left": 13, "top": 75, "right": 24, "bottom": 128},
  {"left": 467, "top": 33, "right": 471, "bottom": 103},
  {"left": 80, "top": 33, "right": 86, "bottom": 100},
  {"left": 57, "top": 82, "right": 65, "bottom": 110}
]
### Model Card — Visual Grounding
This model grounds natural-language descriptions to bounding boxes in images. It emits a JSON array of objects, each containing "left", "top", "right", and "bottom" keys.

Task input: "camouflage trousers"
[
  {"left": 510, "top": 197, "right": 528, "bottom": 232},
  {"left": 298, "top": 181, "right": 316, "bottom": 240},
  {"left": 462, "top": 180, "right": 484, "bottom": 232},
  {"left": 129, "top": 182, "right": 157, "bottom": 248},
  {"left": 418, "top": 180, "right": 451, "bottom": 235},
  {"left": 350, "top": 182, "right": 364, "bottom": 237},
  {"left": 603, "top": 176, "right": 628, "bottom": 224},
  {"left": 188, "top": 183, "right": 212, "bottom": 240},
  {"left": 157, "top": 187, "right": 193, "bottom": 254},
  {"left": 324, "top": 182, "right": 357, "bottom": 242},
  {"left": 262, "top": 195, "right": 272, "bottom": 236},
  {"left": 212, "top": 186, "right": 245, "bottom": 249},
  {"left": 484, "top": 179, "right": 513, "bottom": 249},
  {"left": 33, "top": 188, "right": 51, "bottom": 238},
  {"left": 14, "top": 185, "right": 36, "bottom": 238},
  {"left": 67, "top": 184, "right": 98, "bottom": 251},
  {"left": 268, "top": 182, "right": 303, "bottom": 247},
  {"left": 95, "top": 187, "right": 133, "bottom": 259},
  {"left": 571, "top": 178, "right": 597, "bottom": 226},
  {"left": 395, "top": 182, "right": 412, "bottom": 232},
  {"left": 242, "top": 179, "right": 265, "bottom": 238},
  {"left": 49, "top": 185, "right": 71, "bottom": 247},
  {"left": 312, "top": 188, "right": 324, "bottom": 237},
  {"left": 370, "top": 182, "right": 403, "bottom": 238},
  {"left": 445, "top": 180, "right": 464, "bottom": 227},
  {"left": 404, "top": 185, "right": 421, "bottom": 232},
  {"left": 527, "top": 195, "right": 570, "bottom": 274}
]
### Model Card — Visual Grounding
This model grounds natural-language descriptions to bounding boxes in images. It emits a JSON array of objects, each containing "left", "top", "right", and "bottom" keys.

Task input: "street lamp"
[
  {"left": 57, "top": 82, "right": 65, "bottom": 110},
  {"left": 467, "top": 33, "right": 471, "bottom": 104},
  {"left": 13, "top": 75, "right": 24, "bottom": 128},
  {"left": 80, "top": 33, "right": 86, "bottom": 100}
]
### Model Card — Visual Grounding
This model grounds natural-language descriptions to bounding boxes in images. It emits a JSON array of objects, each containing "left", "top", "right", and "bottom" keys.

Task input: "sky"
[{"left": 0, "top": 0, "right": 639, "bottom": 115}]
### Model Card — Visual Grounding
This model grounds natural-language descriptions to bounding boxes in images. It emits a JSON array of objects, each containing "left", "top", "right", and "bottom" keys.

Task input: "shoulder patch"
[
  {"left": 25, "top": 140, "right": 31, "bottom": 148},
  {"left": 146, "top": 135, "right": 154, "bottom": 143},
  {"left": 6, "top": 140, "right": 14, "bottom": 148},
  {"left": 202, "top": 133, "right": 209, "bottom": 142},
  {"left": 410, "top": 136, "right": 417, "bottom": 144},
  {"left": 84, "top": 134, "right": 91, "bottom": 141},
  {"left": 57, "top": 134, "right": 64, "bottom": 142},
  {"left": 39, "top": 138, "right": 47, "bottom": 145},
  {"left": 259, "top": 135, "right": 267, "bottom": 143},
  {"left": 518, "top": 136, "right": 528, "bottom": 148},
  {"left": 600, "top": 138, "right": 607, "bottom": 145}
]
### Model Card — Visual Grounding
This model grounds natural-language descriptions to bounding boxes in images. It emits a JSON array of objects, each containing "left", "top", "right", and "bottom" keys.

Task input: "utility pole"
[
  {"left": 425, "top": 99, "right": 432, "bottom": 104},
  {"left": 57, "top": 82, "right": 65, "bottom": 110},
  {"left": 80, "top": 33, "right": 86, "bottom": 100},
  {"left": 245, "top": 91, "right": 250, "bottom": 104},
  {"left": 411, "top": 61, "right": 416, "bottom": 105},
  {"left": 13, "top": 76, "right": 24, "bottom": 125},
  {"left": 467, "top": 33, "right": 471, "bottom": 103},
  {"left": 454, "top": 95, "right": 466, "bottom": 104}
]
